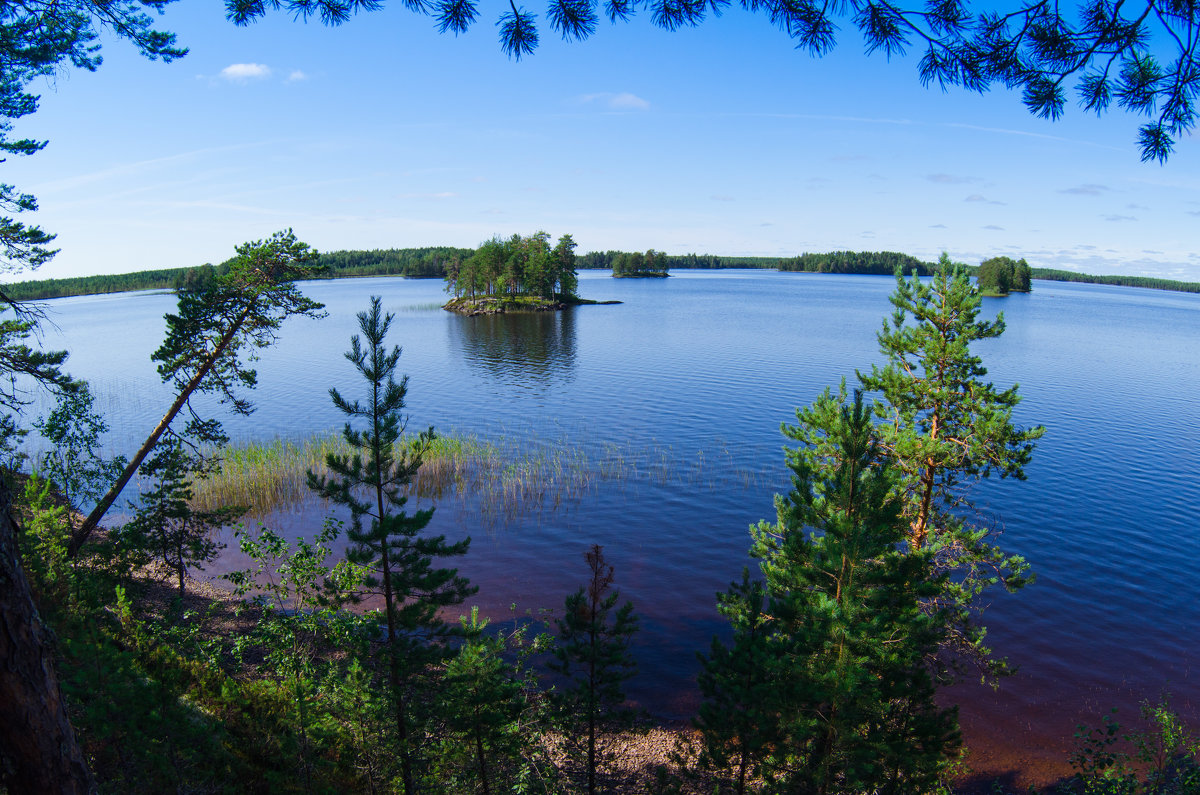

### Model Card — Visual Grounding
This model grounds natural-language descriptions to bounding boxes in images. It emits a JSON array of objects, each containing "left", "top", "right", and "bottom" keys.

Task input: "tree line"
[
  {"left": 776, "top": 250, "right": 936, "bottom": 276},
  {"left": 6, "top": 232, "right": 1197, "bottom": 793},
  {"left": 9, "top": 246, "right": 1200, "bottom": 302}
]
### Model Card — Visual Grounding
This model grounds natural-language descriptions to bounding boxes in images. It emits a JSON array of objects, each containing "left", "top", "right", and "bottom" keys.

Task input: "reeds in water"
[{"left": 189, "top": 432, "right": 615, "bottom": 522}]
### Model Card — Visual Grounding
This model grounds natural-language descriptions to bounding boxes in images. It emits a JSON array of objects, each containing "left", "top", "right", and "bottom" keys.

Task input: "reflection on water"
[{"left": 449, "top": 307, "right": 576, "bottom": 387}]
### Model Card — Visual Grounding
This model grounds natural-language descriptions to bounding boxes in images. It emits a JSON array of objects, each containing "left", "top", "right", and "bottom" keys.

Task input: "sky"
[{"left": 6, "top": 0, "right": 1200, "bottom": 281}]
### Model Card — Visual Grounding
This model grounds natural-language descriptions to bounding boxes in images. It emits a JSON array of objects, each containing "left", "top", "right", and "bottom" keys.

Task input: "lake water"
[{"left": 30, "top": 270, "right": 1200, "bottom": 780}]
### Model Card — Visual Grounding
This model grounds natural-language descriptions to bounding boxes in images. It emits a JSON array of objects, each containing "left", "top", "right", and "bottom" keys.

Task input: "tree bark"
[{"left": 0, "top": 479, "right": 94, "bottom": 794}]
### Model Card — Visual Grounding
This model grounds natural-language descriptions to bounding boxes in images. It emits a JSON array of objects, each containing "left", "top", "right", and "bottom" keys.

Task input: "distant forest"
[
  {"left": 776, "top": 251, "right": 936, "bottom": 275},
  {"left": 6, "top": 246, "right": 1198, "bottom": 300}
]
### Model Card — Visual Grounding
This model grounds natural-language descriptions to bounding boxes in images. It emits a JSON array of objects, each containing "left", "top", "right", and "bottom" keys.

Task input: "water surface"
[{"left": 33, "top": 270, "right": 1200, "bottom": 775}]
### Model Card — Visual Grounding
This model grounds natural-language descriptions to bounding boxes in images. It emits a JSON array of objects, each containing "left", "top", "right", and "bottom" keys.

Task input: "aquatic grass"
[
  {"left": 191, "top": 431, "right": 615, "bottom": 521},
  {"left": 186, "top": 428, "right": 766, "bottom": 526}
]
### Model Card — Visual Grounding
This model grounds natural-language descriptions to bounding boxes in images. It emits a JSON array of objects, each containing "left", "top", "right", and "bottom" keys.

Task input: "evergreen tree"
[
  {"left": 73, "top": 230, "right": 326, "bottom": 555},
  {"left": 437, "top": 606, "right": 550, "bottom": 794},
  {"left": 701, "top": 391, "right": 959, "bottom": 794},
  {"left": 549, "top": 543, "right": 638, "bottom": 795},
  {"left": 858, "top": 254, "right": 1044, "bottom": 674},
  {"left": 307, "top": 295, "right": 474, "bottom": 795},
  {"left": 695, "top": 571, "right": 777, "bottom": 795},
  {"left": 551, "top": 233, "right": 579, "bottom": 298},
  {"left": 35, "top": 383, "right": 128, "bottom": 522},
  {"left": 117, "top": 438, "right": 243, "bottom": 597}
]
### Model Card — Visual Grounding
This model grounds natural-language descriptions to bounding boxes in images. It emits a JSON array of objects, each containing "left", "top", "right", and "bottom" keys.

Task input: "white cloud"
[
  {"left": 575, "top": 92, "right": 651, "bottom": 111},
  {"left": 287, "top": 70, "right": 308, "bottom": 82},
  {"left": 1059, "top": 183, "right": 1109, "bottom": 196},
  {"left": 609, "top": 92, "right": 650, "bottom": 110},
  {"left": 220, "top": 63, "right": 272, "bottom": 81}
]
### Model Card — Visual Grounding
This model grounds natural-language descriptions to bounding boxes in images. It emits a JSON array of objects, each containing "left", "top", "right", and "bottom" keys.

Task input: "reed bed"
[{"left": 189, "top": 431, "right": 622, "bottom": 521}]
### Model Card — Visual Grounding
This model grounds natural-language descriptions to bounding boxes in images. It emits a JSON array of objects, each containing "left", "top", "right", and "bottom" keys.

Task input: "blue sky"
[{"left": 7, "top": 1, "right": 1200, "bottom": 281}]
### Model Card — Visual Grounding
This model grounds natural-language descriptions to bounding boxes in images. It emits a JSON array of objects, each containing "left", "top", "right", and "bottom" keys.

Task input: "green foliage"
[
  {"left": 20, "top": 473, "right": 75, "bottom": 602},
  {"left": 151, "top": 229, "right": 326, "bottom": 439},
  {"left": 1070, "top": 701, "right": 1200, "bottom": 794},
  {"left": 612, "top": 248, "right": 670, "bottom": 277},
  {"left": 858, "top": 254, "right": 1044, "bottom": 677},
  {"left": 695, "top": 571, "right": 777, "bottom": 794},
  {"left": 1027, "top": 268, "right": 1200, "bottom": 294},
  {"left": 0, "top": 309, "right": 73, "bottom": 467},
  {"left": 433, "top": 606, "right": 557, "bottom": 794},
  {"left": 320, "top": 245, "right": 474, "bottom": 278},
  {"left": 226, "top": 521, "right": 375, "bottom": 792},
  {"left": 308, "top": 294, "right": 474, "bottom": 794},
  {"left": 446, "top": 232, "right": 579, "bottom": 301},
  {"left": 976, "top": 257, "right": 1033, "bottom": 296},
  {"left": 577, "top": 251, "right": 778, "bottom": 270},
  {"left": 777, "top": 250, "right": 935, "bottom": 276},
  {"left": 35, "top": 382, "right": 128, "bottom": 515},
  {"left": 549, "top": 543, "right": 639, "bottom": 795},
  {"left": 701, "top": 391, "right": 959, "bottom": 794},
  {"left": 75, "top": 230, "right": 327, "bottom": 554},
  {"left": 116, "top": 439, "right": 244, "bottom": 596}
]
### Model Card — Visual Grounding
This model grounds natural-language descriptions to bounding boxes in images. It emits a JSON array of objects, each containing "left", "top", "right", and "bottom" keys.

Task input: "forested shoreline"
[{"left": 10, "top": 247, "right": 1198, "bottom": 302}]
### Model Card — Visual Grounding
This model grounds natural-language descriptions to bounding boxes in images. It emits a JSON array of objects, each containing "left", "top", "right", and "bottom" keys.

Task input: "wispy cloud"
[
  {"left": 1059, "top": 183, "right": 1109, "bottom": 196},
  {"left": 965, "top": 194, "right": 1007, "bottom": 205},
  {"left": 1187, "top": 210, "right": 1200, "bottom": 216},
  {"left": 287, "top": 70, "right": 308, "bottom": 82},
  {"left": 575, "top": 92, "right": 650, "bottom": 111},
  {"left": 929, "top": 223, "right": 948, "bottom": 229},
  {"left": 1103, "top": 214, "right": 1136, "bottom": 222},
  {"left": 711, "top": 195, "right": 734, "bottom": 202},
  {"left": 220, "top": 63, "right": 272, "bottom": 81},
  {"left": 928, "top": 174, "right": 980, "bottom": 185},
  {"left": 982, "top": 224, "right": 1005, "bottom": 230}
]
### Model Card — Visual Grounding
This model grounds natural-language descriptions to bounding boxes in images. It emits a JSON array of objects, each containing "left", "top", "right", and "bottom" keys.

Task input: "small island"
[
  {"left": 443, "top": 232, "right": 618, "bottom": 315},
  {"left": 976, "top": 255, "right": 1033, "bottom": 296},
  {"left": 611, "top": 248, "right": 669, "bottom": 278}
]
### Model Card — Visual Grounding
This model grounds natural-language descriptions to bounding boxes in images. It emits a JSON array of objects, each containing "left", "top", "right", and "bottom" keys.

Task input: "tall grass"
[{"left": 189, "top": 431, "right": 621, "bottom": 521}]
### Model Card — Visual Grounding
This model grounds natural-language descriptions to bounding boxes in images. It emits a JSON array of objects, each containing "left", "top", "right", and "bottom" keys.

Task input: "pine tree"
[
  {"left": 118, "top": 439, "right": 243, "bottom": 597},
  {"left": 858, "top": 254, "right": 1044, "bottom": 674},
  {"left": 307, "top": 295, "right": 474, "bottom": 795},
  {"left": 695, "top": 571, "right": 777, "bottom": 795},
  {"left": 702, "top": 391, "right": 959, "bottom": 794},
  {"left": 549, "top": 544, "right": 638, "bottom": 795}
]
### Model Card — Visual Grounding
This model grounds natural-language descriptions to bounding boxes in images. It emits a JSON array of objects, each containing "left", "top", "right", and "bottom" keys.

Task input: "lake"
[{"left": 30, "top": 269, "right": 1200, "bottom": 782}]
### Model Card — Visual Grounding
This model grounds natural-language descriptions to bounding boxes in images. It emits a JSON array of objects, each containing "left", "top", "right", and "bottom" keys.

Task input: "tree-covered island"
[
  {"left": 610, "top": 249, "right": 669, "bottom": 278},
  {"left": 442, "top": 232, "right": 619, "bottom": 315},
  {"left": 976, "top": 256, "right": 1034, "bottom": 296}
]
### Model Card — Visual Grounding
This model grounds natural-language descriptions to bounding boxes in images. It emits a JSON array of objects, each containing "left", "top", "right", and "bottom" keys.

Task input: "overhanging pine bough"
[
  {"left": 229, "top": 0, "right": 1198, "bottom": 162},
  {"left": 69, "top": 230, "right": 326, "bottom": 557}
]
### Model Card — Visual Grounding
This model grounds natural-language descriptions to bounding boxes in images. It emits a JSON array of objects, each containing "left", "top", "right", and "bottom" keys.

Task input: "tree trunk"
[
  {"left": 0, "top": 479, "right": 94, "bottom": 794},
  {"left": 69, "top": 305, "right": 252, "bottom": 558}
]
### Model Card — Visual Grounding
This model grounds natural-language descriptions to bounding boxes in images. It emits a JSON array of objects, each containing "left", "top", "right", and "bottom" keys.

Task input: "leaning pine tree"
[{"left": 308, "top": 295, "right": 475, "bottom": 795}]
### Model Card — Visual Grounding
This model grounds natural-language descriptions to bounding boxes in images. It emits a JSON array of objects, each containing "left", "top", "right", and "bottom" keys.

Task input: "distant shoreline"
[{"left": 8, "top": 253, "right": 1199, "bottom": 302}]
